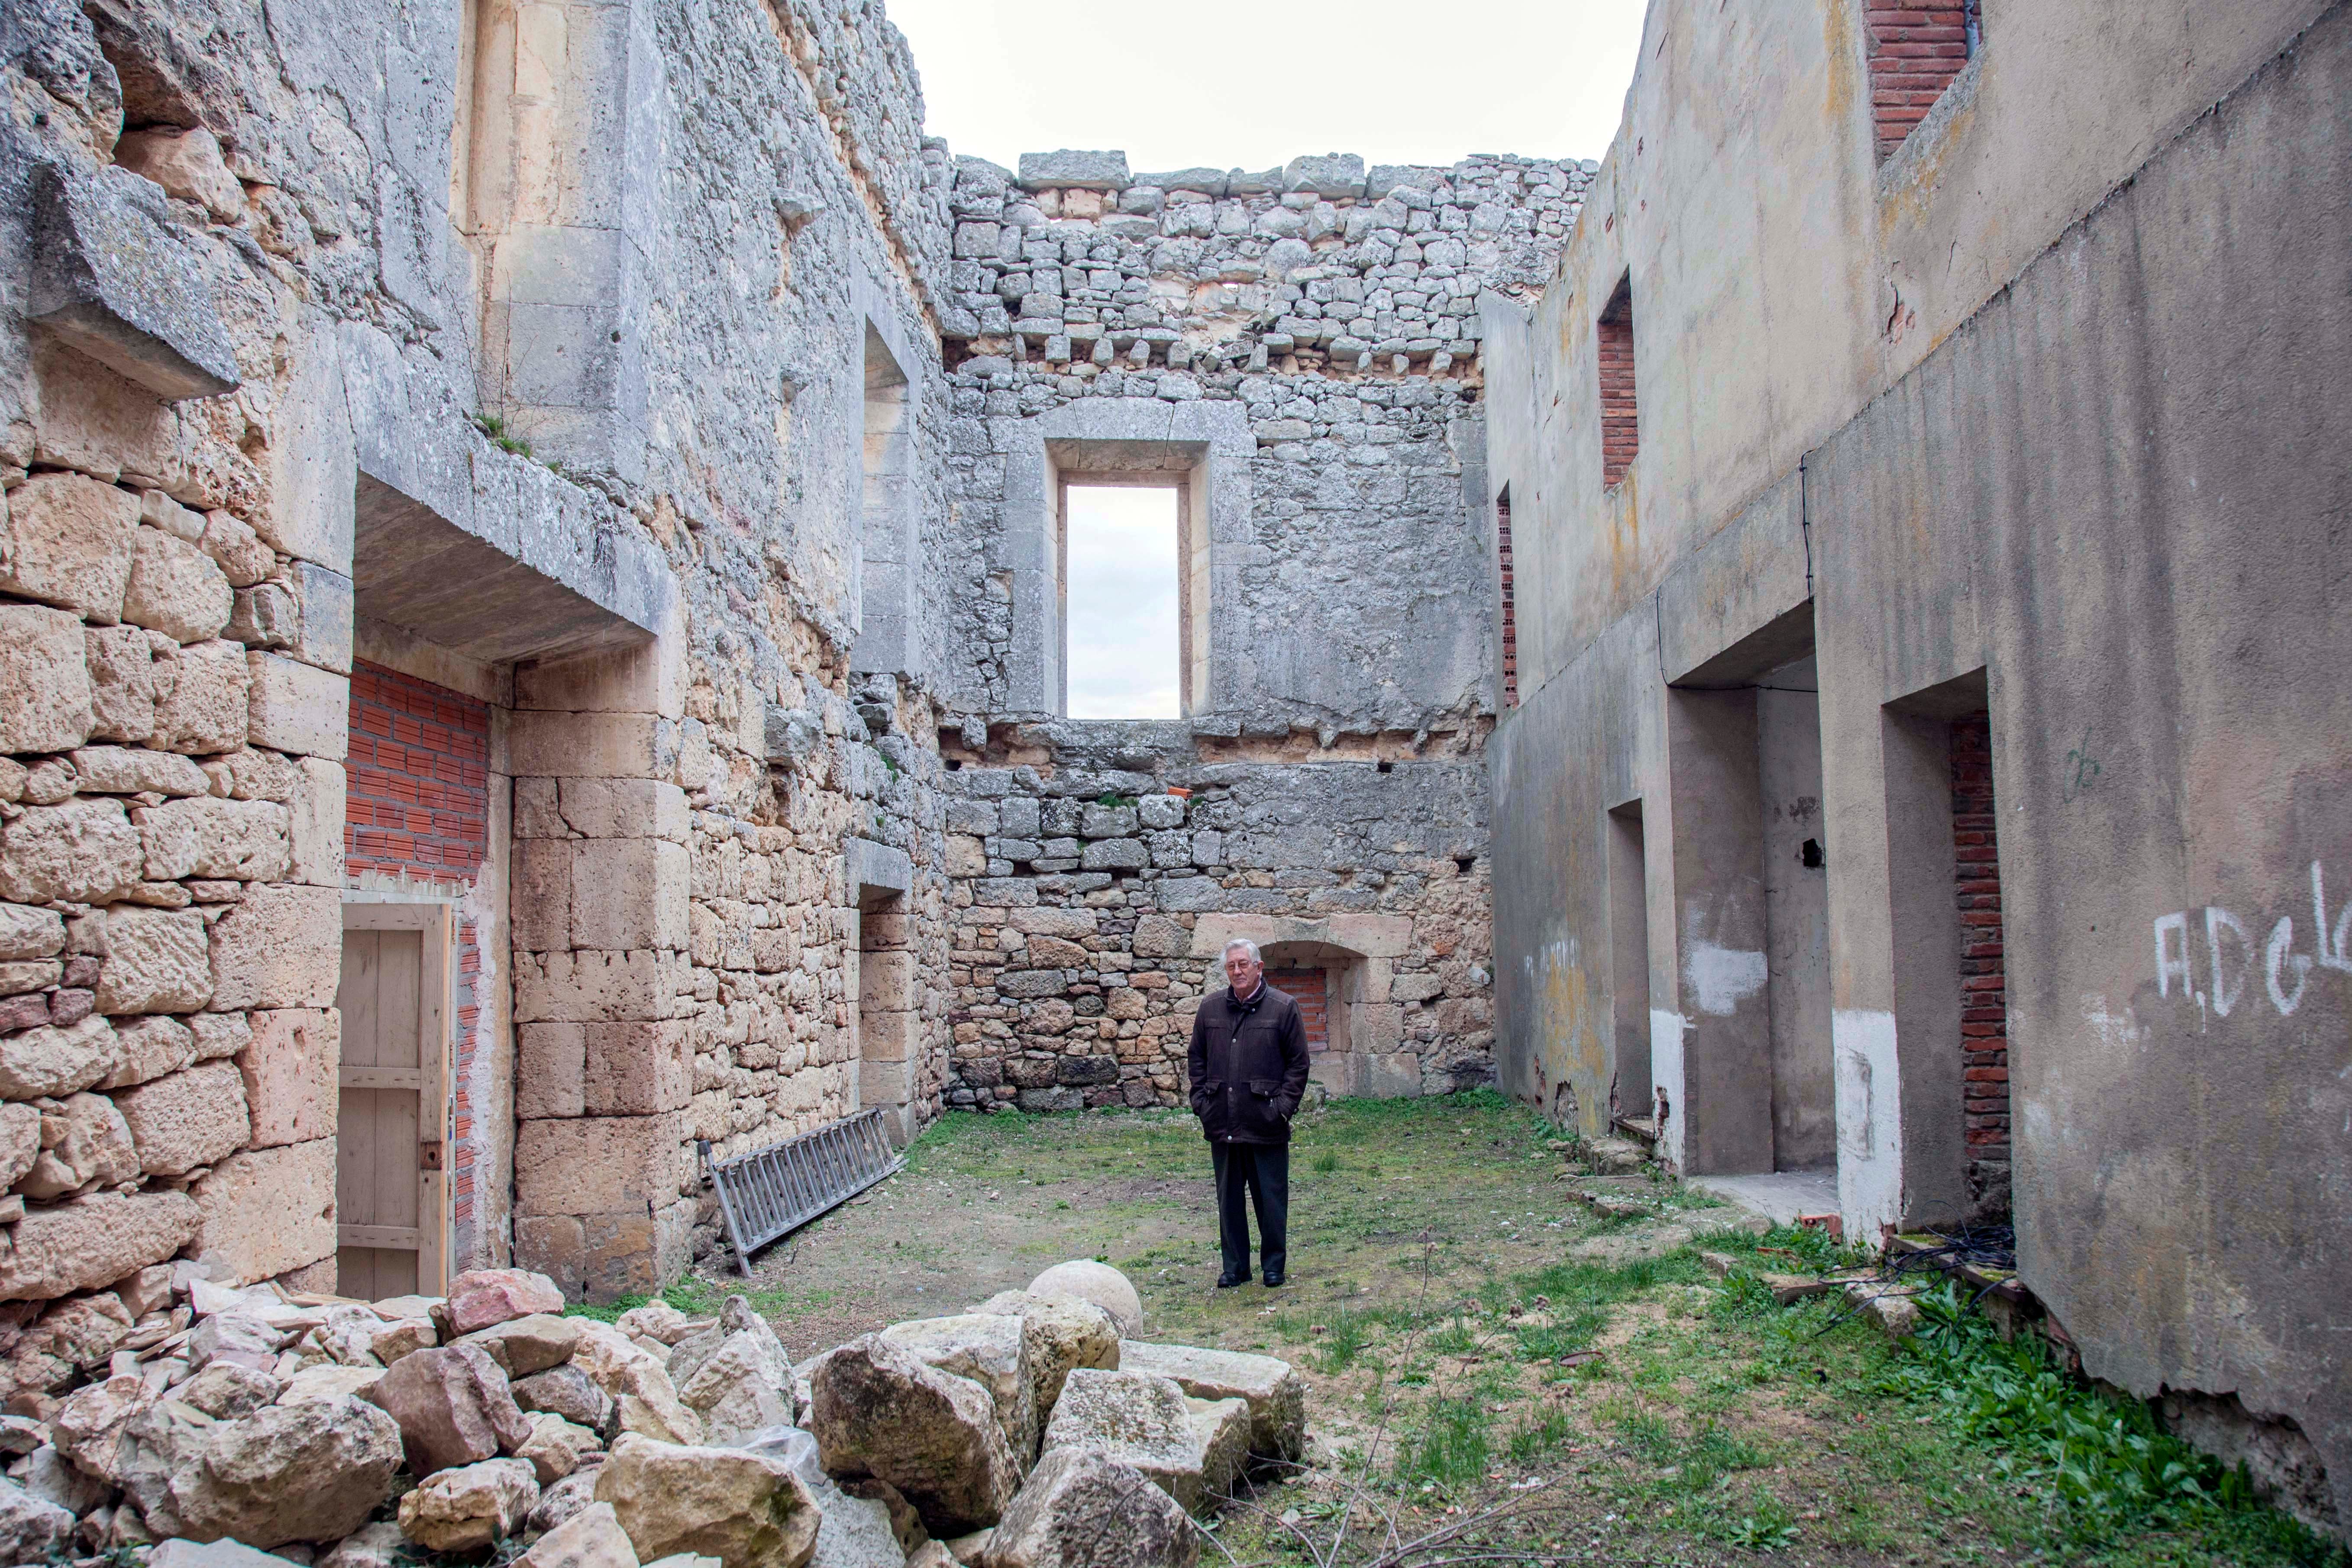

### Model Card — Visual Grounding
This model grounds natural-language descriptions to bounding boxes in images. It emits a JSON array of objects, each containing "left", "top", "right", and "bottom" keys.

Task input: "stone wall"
[
  {"left": 939, "top": 723, "right": 1493, "bottom": 1112},
  {"left": 917, "top": 149, "right": 1585, "bottom": 1111}
]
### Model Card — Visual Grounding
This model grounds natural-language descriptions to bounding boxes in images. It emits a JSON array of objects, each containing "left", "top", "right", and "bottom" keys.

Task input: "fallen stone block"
[
  {"left": 442, "top": 1268, "right": 568, "bottom": 1336},
  {"left": 49, "top": 1372, "right": 151, "bottom": 1481},
  {"left": 527, "top": 1468, "right": 606, "bottom": 1535},
  {"left": 518, "top": 1411, "right": 604, "bottom": 1483},
  {"left": 177, "top": 1362, "right": 282, "bottom": 1419},
  {"left": 17, "top": 1442, "right": 107, "bottom": 1513},
  {"left": 1842, "top": 1280, "right": 1922, "bottom": 1339},
  {"left": 519, "top": 1499, "right": 640, "bottom": 1568},
  {"left": 317, "top": 1520, "right": 405, "bottom": 1568},
  {"left": 368, "top": 1316, "right": 436, "bottom": 1364},
  {"left": 880, "top": 1313, "right": 1037, "bottom": 1465},
  {"left": 969, "top": 1291, "right": 1119, "bottom": 1426},
  {"left": 1026, "top": 1260, "right": 1142, "bottom": 1335},
  {"left": 982, "top": 1447, "right": 1199, "bottom": 1568},
  {"left": 672, "top": 1297, "right": 795, "bottom": 1446},
  {"left": 190, "top": 1311, "right": 284, "bottom": 1374},
  {"left": 460, "top": 1312, "right": 582, "bottom": 1378},
  {"left": 1036, "top": 1368, "right": 1207, "bottom": 1511},
  {"left": 516, "top": 1362, "right": 617, "bottom": 1435},
  {"left": 571, "top": 1321, "right": 703, "bottom": 1444},
  {"left": 278, "top": 1364, "right": 385, "bottom": 1405},
  {"left": 399, "top": 1455, "right": 541, "bottom": 1551},
  {"left": 616, "top": 1300, "right": 708, "bottom": 1346},
  {"left": 808, "top": 1334, "right": 1020, "bottom": 1536},
  {"left": 1184, "top": 1397, "right": 1250, "bottom": 1503},
  {"left": 168, "top": 1394, "right": 403, "bottom": 1548},
  {"left": 804, "top": 1475, "right": 909, "bottom": 1568},
  {"left": 113, "top": 1396, "right": 217, "bottom": 1535},
  {"left": 1115, "top": 1342, "right": 1305, "bottom": 1464},
  {"left": 365, "top": 1340, "right": 533, "bottom": 1475},
  {"left": 595, "top": 1432, "right": 820, "bottom": 1568},
  {"left": 149, "top": 1539, "right": 304, "bottom": 1568}
]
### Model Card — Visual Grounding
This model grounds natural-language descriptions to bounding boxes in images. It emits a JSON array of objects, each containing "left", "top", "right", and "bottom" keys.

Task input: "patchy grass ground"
[{"left": 640, "top": 1093, "right": 2340, "bottom": 1568}]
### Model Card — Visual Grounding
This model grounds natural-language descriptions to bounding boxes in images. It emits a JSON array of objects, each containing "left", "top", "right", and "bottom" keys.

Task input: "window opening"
[
  {"left": 1597, "top": 276, "right": 1638, "bottom": 488},
  {"left": 1866, "top": 0, "right": 1980, "bottom": 161},
  {"left": 1062, "top": 484, "right": 1180, "bottom": 719},
  {"left": 1496, "top": 485, "right": 1519, "bottom": 707}
]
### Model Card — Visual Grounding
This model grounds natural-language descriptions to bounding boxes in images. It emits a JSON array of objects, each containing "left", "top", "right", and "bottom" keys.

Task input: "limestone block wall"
[
  {"left": 940, "top": 724, "right": 1492, "bottom": 1111},
  {"left": 931, "top": 150, "right": 1592, "bottom": 731}
]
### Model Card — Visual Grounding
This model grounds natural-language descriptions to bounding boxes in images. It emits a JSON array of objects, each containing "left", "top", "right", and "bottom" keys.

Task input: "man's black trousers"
[{"left": 1211, "top": 1140, "right": 1288, "bottom": 1279}]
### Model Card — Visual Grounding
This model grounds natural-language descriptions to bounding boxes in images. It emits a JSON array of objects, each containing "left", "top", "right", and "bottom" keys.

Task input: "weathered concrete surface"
[{"left": 1485, "top": 0, "right": 2352, "bottom": 1536}]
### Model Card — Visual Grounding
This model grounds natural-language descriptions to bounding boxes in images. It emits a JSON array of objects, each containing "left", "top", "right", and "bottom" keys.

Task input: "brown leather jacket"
[{"left": 1187, "top": 983, "right": 1311, "bottom": 1145}]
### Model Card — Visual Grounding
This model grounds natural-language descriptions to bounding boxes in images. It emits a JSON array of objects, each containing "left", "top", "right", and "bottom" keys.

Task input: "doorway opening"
[
  {"left": 1606, "top": 800, "right": 1651, "bottom": 1130},
  {"left": 1062, "top": 483, "right": 1181, "bottom": 719}
]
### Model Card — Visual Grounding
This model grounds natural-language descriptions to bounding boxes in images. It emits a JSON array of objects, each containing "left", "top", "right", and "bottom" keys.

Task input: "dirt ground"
[{"left": 640, "top": 1094, "right": 2335, "bottom": 1568}]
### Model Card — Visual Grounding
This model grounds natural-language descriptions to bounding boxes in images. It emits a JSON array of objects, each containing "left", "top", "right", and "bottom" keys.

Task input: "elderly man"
[{"left": 1188, "top": 937, "right": 1311, "bottom": 1288}]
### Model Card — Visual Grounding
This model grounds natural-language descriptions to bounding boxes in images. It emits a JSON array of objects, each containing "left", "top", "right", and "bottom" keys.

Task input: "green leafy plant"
[
  {"left": 1095, "top": 791, "right": 1137, "bottom": 808},
  {"left": 1879, "top": 1282, "right": 2347, "bottom": 1562},
  {"left": 471, "top": 410, "right": 533, "bottom": 457}
]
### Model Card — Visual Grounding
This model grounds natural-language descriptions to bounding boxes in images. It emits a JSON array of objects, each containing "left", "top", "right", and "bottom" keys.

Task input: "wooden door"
[{"left": 335, "top": 903, "right": 452, "bottom": 1297}]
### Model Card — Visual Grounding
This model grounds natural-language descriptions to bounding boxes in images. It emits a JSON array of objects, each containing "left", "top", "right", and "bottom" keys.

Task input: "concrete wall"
[{"left": 1486, "top": 0, "right": 2352, "bottom": 1533}]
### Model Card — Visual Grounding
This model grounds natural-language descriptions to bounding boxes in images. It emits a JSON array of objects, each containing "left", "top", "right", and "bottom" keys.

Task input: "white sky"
[
  {"left": 1066, "top": 487, "right": 1182, "bottom": 720},
  {"left": 882, "top": 0, "right": 1650, "bottom": 174}
]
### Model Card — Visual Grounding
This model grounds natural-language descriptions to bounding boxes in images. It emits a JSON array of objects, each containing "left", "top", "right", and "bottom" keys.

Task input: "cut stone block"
[
  {"left": 208, "top": 882, "right": 341, "bottom": 1010},
  {"left": 0, "top": 798, "right": 145, "bottom": 904},
  {"left": 879, "top": 1313, "right": 1037, "bottom": 1465},
  {"left": 190, "top": 1137, "right": 337, "bottom": 1284},
  {"left": 0, "top": 471, "right": 139, "bottom": 620},
  {"left": 981, "top": 1447, "right": 1199, "bottom": 1568},
  {"left": 25, "top": 163, "right": 239, "bottom": 400},
  {"left": 1036, "top": 1369, "right": 1205, "bottom": 1511},
  {"left": 0, "top": 603, "right": 93, "bottom": 754},
  {"left": 94, "top": 904, "right": 214, "bottom": 1014},
  {"left": 124, "top": 526, "right": 234, "bottom": 642},
  {"left": 808, "top": 1334, "right": 1021, "bottom": 1536},
  {"left": 238, "top": 1007, "right": 338, "bottom": 1148},
  {"left": 0, "top": 1188, "right": 199, "bottom": 1298},
  {"left": 114, "top": 1058, "right": 249, "bottom": 1175}
]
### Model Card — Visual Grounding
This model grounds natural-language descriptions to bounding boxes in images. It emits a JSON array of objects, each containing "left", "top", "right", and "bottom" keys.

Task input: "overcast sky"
[
  {"left": 1065, "top": 487, "right": 1182, "bottom": 720},
  {"left": 883, "top": 0, "right": 1650, "bottom": 174}
]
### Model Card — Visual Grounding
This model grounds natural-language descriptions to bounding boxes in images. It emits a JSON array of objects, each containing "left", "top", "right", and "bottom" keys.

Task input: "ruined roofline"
[{"left": 955, "top": 148, "right": 1598, "bottom": 202}]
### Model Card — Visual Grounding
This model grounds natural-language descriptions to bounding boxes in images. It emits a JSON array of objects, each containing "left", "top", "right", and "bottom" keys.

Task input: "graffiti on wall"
[{"left": 2152, "top": 861, "right": 2352, "bottom": 1023}]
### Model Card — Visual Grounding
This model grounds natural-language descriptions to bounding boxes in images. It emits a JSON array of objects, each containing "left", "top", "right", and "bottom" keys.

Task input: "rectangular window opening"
[
  {"left": 1867, "top": 0, "right": 1980, "bottom": 161},
  {"left": 1496, "top": 485, "right": 1518, "bottom": 708},
  {"left": 1597, "top": 276, "right": 1638, "bottom": 489},
  {"left": 1063, "top": 482, "right": 1182, "bottom": 720}
]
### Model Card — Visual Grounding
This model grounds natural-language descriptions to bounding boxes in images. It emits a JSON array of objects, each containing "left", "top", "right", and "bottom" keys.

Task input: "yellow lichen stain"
[
  {"left": 1822, "top": 0, "right": 1859, "bottom": 126},
  {"left": 1533, "top": 936, "right": 1610, "bottom": 1137}
]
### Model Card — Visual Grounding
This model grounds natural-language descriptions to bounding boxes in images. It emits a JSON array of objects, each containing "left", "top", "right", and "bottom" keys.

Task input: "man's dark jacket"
[{"left": 1188, "top": 982, "right": 1312, "bottom": 1145}]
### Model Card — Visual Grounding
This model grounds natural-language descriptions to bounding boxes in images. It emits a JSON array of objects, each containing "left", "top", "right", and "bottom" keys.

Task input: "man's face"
[{"left": 1225, "top": 949, "right": 1263, "bottom": 994}]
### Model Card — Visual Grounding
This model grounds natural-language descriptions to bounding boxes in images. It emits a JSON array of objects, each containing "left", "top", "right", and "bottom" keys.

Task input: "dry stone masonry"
[{"left": 0, "top": 0, "right": 1572, "bottom": 1387}]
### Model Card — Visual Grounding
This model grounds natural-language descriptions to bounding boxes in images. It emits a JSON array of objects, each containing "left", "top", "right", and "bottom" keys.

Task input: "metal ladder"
[{"left": 699, "top": 1108, "right": 905, "bottom": 1278}]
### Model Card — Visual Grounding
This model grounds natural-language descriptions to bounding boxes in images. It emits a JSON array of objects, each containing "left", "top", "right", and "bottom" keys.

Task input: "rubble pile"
[{"left": 0, "top": 1260, "right": 1306, "bottom": 1568}]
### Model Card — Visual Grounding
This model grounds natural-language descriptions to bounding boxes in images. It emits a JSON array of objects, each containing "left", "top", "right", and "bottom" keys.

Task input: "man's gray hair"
[{"left": 1221, "top": 937, "right": 1262, "bottom": 963}]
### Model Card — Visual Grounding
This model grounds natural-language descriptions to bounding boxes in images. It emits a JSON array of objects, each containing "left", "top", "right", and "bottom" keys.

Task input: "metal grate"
[{"left": 699, "top": 1109, "right": 904, "bottom": 1278}]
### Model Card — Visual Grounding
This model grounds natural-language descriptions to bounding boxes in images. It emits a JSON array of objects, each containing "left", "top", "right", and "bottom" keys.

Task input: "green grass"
[{"left": 653, "top": 1094, "right": 2342, "bottom": 1568}]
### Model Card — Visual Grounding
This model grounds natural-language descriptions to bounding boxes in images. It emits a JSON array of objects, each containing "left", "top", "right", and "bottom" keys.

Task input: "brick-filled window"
[
  {"left": 1950, "top": 712, "right": 2009, "bottom": 1217},
  {"left": 1597, "top": 276, "right": 1638, "bottom": 488},
  {"left": 1866, "top": 2, "right": 1978, "bottom": 161},
  {"left": 1496, "top": 486, "right": 1518, "bottom": 708},
  {"left": 346, "top": 661, "right": 493, "bottom": 1239},
  {"left": 1265, "top": 968, "right": 1329, "bottom": 1053}
]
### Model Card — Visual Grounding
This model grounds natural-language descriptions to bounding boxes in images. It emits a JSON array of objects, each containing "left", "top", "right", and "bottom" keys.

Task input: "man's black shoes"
[
  {"left": 1263, "top": 1270, "right": 1286, "bottom": 1288},
  {"left": 1216, "top": 1270, "right": 1249, "bottom": 1288}
]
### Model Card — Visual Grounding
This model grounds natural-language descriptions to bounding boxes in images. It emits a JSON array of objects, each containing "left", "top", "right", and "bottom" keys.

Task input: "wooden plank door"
[{"left": 335, "top": 902, "right": 452, "bottom": 1298}]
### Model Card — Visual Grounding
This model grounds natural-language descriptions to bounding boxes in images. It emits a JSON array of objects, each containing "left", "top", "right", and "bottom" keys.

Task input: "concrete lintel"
[
  {"left": 354, "top": 461, "right": 671, "bottom": 666},
  {"left": 1657, "top": 472, "right": 1812, "bottom": 687}
]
